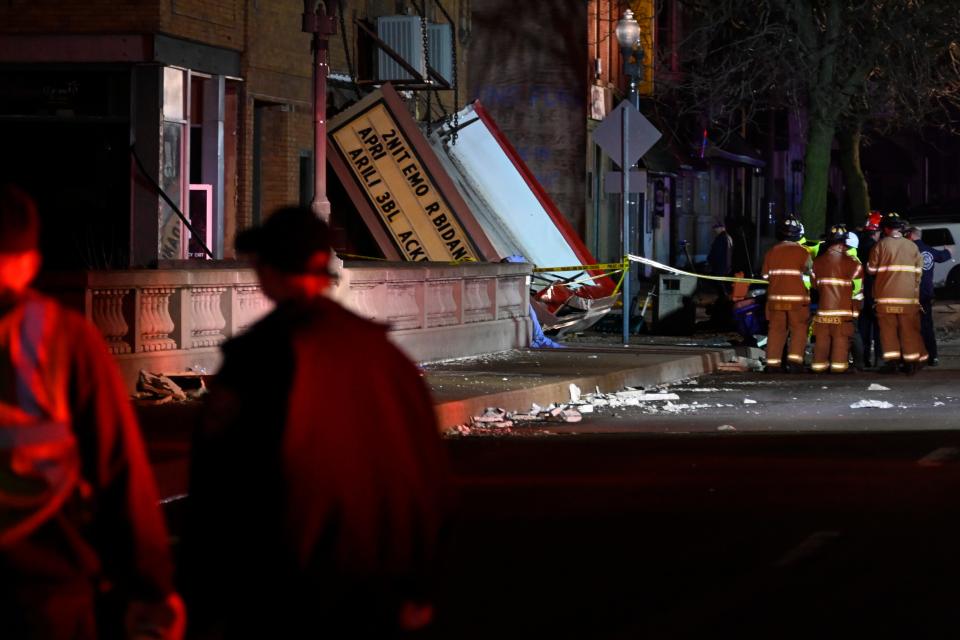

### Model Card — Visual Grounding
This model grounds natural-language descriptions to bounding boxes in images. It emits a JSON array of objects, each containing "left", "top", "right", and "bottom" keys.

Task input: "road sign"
[
  {"left": 593, "top": 100, "right": 661, "bottom": 169},
  {"left": 603, "top": 170, "right": 647, "bottom": 194}
]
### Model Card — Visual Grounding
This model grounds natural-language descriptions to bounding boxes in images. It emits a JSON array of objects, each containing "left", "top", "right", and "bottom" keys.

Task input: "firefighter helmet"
[
  {"left": 828, "top": 224, "right": 848, "bottom": 245},
  {"left": 777, "top": 216, "right": 804, "bottom": 241},
  {"left": 880, "top": 212, "right": 905, "bottom": 231},
  {"left": 865, "top": 211, "right": 883, "bottom": 231}
]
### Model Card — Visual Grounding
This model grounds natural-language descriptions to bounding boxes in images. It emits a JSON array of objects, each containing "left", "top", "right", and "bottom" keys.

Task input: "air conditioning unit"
[
  {"left": 427, "top": 23, "right": 453, "bottom": 84},
  {"left": 376, "top": 16, "right": 453, "bottom": 85},
  {"left": 377, "top": 16, "right": 424, "bottom": 82}
]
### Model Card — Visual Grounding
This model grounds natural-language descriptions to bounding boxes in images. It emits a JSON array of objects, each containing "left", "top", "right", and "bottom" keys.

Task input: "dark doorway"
[{"left": 0, "top": 121, "right": 130, "bottom": 269}]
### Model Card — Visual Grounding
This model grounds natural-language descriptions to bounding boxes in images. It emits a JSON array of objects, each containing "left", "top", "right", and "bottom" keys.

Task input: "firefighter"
[
  {"left": 810, "top": 226, "right": 863, "bottom": 373},
  {"left": 867, "top": 213, "right": 927, "bottom": 374},
  {"left": 905, "top": 226, "right": 952, "bottom": 366},
  {"left": 762, "top": 217, "right": 812, "bottom": 372}
]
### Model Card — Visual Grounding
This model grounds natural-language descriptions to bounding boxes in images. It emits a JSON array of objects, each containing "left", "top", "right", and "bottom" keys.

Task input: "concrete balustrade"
[
  {"left": 334, "top": 260, "right": 533, "bottom": 364},
  {"left": 40, "top": 260, "right": 533, "bottom": 389}
]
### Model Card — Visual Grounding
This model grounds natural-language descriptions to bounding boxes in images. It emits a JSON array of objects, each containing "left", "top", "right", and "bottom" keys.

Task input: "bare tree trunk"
[
  {"left": 799, "top": 118, "right": 834, "bottom": 239},
  {"left": 838, "top": 122, "right": 870, "bottom": 227}
]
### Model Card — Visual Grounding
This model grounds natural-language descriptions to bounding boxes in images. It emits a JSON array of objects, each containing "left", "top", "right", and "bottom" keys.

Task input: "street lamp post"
[
  {"left": 302, "top": 1, "right": 338, "bottom": 223},
  {"left": 616, "top": 9, "right": 643, "bottom": 109},
  {"left": 615, "top": 8, "right": 643, "bottom": 343}
]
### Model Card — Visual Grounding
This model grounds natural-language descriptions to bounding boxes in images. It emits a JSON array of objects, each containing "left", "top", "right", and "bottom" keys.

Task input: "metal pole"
[
  {"left": 621, "top": 104, "right": 631, "bottom": 345},
  {"left": 312, "top": 31, "right": 331, "bottom": 221},
  {"left": 303, "top": 2, "right": 336, "bottom": 222}
]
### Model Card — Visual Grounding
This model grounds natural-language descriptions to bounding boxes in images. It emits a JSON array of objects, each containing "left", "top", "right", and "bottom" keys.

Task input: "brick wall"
[
  {"left": 0, "top": 0, "right": 470, "bottom": 253},
  {"left": 160, "top": 0, "right": 243, "bottom": 51},
  {"left": 0, "top": 0, "right": 160, "bottom": 33}
]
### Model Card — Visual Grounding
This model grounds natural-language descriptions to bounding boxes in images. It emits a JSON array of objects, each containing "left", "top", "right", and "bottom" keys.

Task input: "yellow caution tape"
[{"left": 626, "top": 254, "right": 768, "bottom": 285}]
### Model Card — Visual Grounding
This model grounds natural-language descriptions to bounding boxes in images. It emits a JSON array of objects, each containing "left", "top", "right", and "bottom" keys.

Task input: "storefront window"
[
  {"left": 159, "top": 121, "right": 184, "bottom": 259},
  {"left": 159, "top": 67, "right": 187, "bottom": 260}
]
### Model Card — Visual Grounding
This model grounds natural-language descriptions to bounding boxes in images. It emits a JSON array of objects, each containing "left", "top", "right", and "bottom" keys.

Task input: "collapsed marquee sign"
[
  {"left": 328, "top": 85, "right": 494, "bottom": 262},
  {"left": 327, "top": 84, "right": 616, "bottom": 334}
]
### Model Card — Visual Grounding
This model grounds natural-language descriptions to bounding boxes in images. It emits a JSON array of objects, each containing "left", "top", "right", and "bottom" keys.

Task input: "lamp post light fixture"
[
  {"left": 615, "top": 7, "right": 644, "bottom": 343},
  {"left": 615, "top": 8, "right": 643, "bottom": 108},
  {"left": 302, "top": 1, "right": 338, "bottom": 223}
]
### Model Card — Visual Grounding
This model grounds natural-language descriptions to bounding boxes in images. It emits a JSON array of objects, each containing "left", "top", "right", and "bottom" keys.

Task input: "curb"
[{"left": 432, "top": 346, "right": 758, "bottom": 429}]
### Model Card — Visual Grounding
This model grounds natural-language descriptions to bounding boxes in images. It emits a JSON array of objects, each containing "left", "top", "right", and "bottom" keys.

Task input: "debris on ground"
[
  {"left": 717, "top": 356, "right": 764, "bottom": 373},
  {"left": 850, "top": 399, "right": 895, "bottom": 409},
  {"left": 133, "top": 369, "right": 210, "bottom": 404},
  {"left": 615, "top": 389, "right": 681, "bottom": 401},
  {"left": 472, "top": 407, "right": 514, "bottom": 428},
  {"left": 717, "top": 425, "right": 736, "bottom": 431},
  {"left": 867, "top": 383, "right": 891, "bottom": 391},
  {"left": 446, "top": 403, "right": 584, "bottom": 437},
  {"left": 134, "top": 370, "right": 187, "bottom": 404},
  {"left": 743, "top": 398, "right": 757, "bottom": 404}
]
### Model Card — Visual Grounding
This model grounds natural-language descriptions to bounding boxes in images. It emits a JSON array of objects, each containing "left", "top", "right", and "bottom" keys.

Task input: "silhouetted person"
[
  {"left": 707, "top": 221, "right": 733, "bottom": 279},
  {"left": 184, "top": 207, "right": 451, "bottom": 638},
  {"left": 0, "top": 184, "right": 184, "bottom": 639},
  {"left": 858, "top": 212, "right": 883, "bottom": 366},
  {"left": 906, "top": 226, "right": 952, "bottom": 365}
]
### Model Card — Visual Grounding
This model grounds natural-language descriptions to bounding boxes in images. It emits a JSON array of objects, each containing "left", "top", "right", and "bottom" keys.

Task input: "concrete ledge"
[{"left": 391, "top": 317, "right": 533, "bottom": 363}]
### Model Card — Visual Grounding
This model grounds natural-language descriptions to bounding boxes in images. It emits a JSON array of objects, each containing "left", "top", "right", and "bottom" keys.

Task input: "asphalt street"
[
  {"left": 436, "top": 361, "right": 960, "bottom": 638},
  {"left": 441, "top": 433, "right": 960, "bottom": 638},
  {"left": 521, "top": 366, "right": 960, "bottom": 435},
  {"left": 149, "top": 338, "right": 960, "bottom": 638}
]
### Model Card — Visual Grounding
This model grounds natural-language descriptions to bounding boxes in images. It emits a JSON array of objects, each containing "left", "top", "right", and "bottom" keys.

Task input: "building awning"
[
  {"left": 0, "top": 34, "right": 241, "bottom": 77},
  {"left": 426, "top": 100, "right": 614, "bottom": 295},
  {"left": 640, "top": 135, "right": 685, "bottom": 175}
]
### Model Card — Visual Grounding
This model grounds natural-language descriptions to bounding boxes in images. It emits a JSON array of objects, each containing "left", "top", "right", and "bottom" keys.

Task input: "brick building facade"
[{"left": 0, "top": 0, "right": 469, "bottom": 268}]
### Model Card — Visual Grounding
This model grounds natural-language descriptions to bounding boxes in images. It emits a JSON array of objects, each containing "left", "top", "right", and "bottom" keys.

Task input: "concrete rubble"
[{"left": 850, "top": 399, "right": 895, "bottom": 409}]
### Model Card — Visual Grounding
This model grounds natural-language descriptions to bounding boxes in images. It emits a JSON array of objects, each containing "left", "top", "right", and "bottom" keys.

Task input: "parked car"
[{"left": 911, "top": 217, "right": 960, "bottom": 293}]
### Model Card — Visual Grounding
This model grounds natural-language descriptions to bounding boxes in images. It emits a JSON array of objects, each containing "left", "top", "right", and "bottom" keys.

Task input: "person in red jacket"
[
  {"left": 0, "top": 184, "right": 184, "bottom": 639},
  {"left": 184, "top": 206, "right": 452, "bottom": 638}
]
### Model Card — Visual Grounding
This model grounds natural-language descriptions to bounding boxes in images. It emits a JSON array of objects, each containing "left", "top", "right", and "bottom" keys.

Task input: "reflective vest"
[{"left": 0, "top": 297, "right": 80, "bottom": 547}]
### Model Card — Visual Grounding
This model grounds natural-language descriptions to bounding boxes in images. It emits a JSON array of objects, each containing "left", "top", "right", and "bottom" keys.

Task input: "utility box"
[{"left": 654, "top": 274, "right": 697, "bottom": 335}]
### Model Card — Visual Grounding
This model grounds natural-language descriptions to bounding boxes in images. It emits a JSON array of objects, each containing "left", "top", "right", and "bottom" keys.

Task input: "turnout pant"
[
  {"left": 920, "top": 296, "right": 937, "bottom": 360},
  {"left": 877, "top": 305, "right": 928, "bottom": 364},
  {"left": 765, "top": 303, "right": 808, "bottom": 368},
  {"left": 811, "top": 318, "right": 854, "bottom": 373}
]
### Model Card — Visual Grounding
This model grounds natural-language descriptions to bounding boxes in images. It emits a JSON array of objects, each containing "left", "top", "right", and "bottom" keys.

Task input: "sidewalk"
[
  {"left": 137, "top": 342, "right": 758, "bottom": 436},
  {"left": 423, "top": 343, "right": 760, "bottom": 429},
  {"left": 136, "top": 341, "right": 757, "bottom": 499}
]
